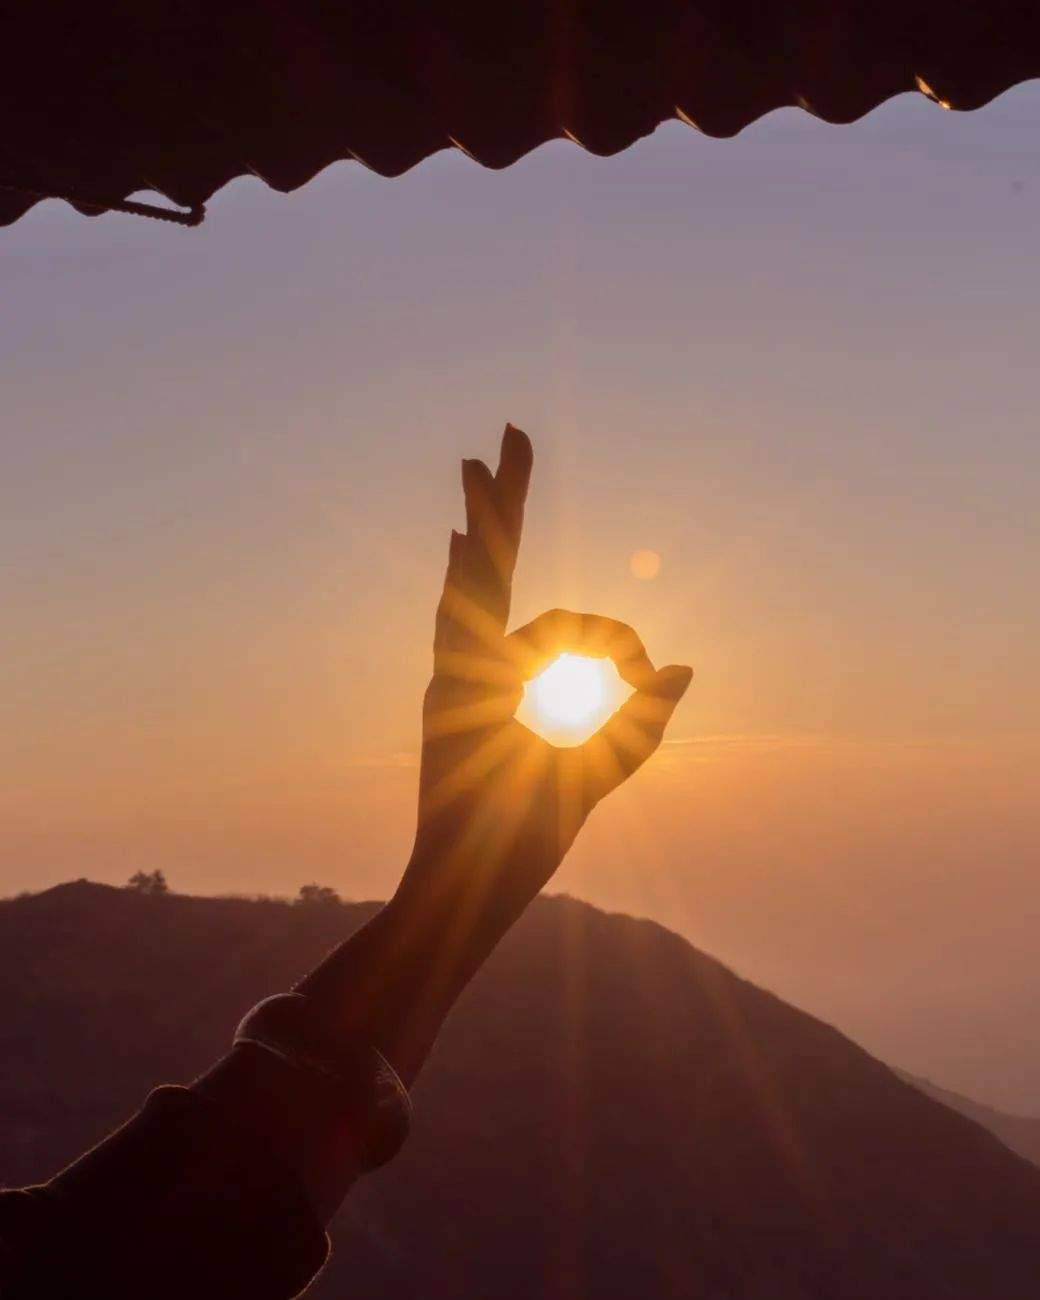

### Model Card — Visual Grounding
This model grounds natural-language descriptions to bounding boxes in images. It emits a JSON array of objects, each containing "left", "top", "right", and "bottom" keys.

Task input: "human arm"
[
  {"left": 0, "top": 425, "right": 691, "bottom": 1297},
  {"left": 294, "top": 426, "right": 692, "bottom": 1088}
]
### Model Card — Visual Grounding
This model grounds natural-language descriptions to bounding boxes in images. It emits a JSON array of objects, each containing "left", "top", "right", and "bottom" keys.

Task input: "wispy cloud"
[
  {"left": 662, "top": 733, "right": 832, "bottom": 752},
  {"left": 348, "top": 751, "right": 419, "bottom": 770}
]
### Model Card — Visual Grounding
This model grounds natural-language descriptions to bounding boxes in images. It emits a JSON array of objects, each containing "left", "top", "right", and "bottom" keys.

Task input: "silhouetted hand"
[
  {"left": 34, "top": 427, "right": 694, "bottom": 1252},
  {"left": 395, "top": 425, "right": 692, "bottom": 968},
  {"left": 300, "top": 426, "right": 691, "bottom": 1087}
]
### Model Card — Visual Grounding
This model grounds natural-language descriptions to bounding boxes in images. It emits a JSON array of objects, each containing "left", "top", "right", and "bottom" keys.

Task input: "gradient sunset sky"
[{"left": 3, "top": 85, "right": 1038, "bottom": 1109}]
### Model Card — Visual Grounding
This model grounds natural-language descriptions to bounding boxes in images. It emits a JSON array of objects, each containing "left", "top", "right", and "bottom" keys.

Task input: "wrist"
[
  {"left": 294, "top": 893, "right": 465, "bottom": 1087},
  {"left": 232, "top": 995, "right": 411, "bottom": 1173}
]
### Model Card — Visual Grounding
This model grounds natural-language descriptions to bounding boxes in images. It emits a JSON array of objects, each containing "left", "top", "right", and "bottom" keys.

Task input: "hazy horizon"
[{"left": 3, "top": 85, "right": 1038, "bottom": 1110}]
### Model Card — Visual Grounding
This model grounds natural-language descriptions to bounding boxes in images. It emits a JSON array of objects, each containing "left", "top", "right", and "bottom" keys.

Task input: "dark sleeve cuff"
[{"left": 10, "top": 1085, "right": 329, "bottom": 1299}]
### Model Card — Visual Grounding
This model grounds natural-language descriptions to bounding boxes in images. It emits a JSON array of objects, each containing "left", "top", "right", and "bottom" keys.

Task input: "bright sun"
[{"left": 517, "top": 653, "right": 628, "bottom": 746}]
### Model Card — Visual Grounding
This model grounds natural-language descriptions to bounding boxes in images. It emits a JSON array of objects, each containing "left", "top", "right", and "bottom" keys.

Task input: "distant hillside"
[
  {"left": 2, "top": 881, "right": 1039, "bottom": 1299},
  {"left": 902, "top": 1072, "right": 1040, "bottom": 1169}
]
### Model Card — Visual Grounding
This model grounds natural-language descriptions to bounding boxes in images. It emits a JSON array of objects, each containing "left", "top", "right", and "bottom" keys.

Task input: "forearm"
[
  {"left": 192, "top": 1040, "right": 363, "bottom": 1226},
  {"left": 1, "top": 899, "right": 445, "bottom": 1293},
  {"left": 294, "top": 863, "right": 511, "bottom": 1089},
  {"left": 186, "top": 853, "right": 519, "bottom": 1233}
]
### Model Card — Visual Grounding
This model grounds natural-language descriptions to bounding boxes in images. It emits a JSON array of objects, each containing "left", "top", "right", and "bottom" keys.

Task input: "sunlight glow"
[{"left": 517, "top": 654, "right": 628, "bottom": 746}]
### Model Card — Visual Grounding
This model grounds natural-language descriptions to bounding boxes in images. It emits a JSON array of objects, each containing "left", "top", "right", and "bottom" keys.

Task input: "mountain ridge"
[
  {"left": 902, "top": 1070, "right": 1040, "bottom": 1168},
  {"left": 1, "top": 881, "right": 1038, "bottom": 1298}
]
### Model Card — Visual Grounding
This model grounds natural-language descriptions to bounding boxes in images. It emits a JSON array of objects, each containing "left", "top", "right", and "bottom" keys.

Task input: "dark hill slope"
[
  {"left": 1, "top": 881, "right": 1038, "bottom": 1299},
  {"left": 903, "top": 1072, "right": 1040, "bottom": 1169}
]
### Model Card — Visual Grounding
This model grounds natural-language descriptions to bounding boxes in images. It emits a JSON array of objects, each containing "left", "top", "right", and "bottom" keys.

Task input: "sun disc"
[{"left": 517, "top": 653, "right": 629, "bottom": 746}]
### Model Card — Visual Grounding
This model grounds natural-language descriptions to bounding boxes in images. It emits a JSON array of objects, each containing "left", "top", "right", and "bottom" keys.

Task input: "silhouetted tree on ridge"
[
  {"left": 125, "top": 870, "right": 169, "bottom": 896},
  {"left": 295, "top": 883, "right": 342, "bottom": 907}
]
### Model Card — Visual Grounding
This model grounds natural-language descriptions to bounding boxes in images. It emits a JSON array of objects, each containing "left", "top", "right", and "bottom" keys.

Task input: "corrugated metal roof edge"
[{"left": 2, "top": 74, "right": 1036, "bottom": 229}]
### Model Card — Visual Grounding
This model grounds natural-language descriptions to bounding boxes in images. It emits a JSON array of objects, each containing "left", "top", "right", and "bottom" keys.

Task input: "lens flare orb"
[{"left": 629, "top": 549, "right": 661, "bottom": 580}]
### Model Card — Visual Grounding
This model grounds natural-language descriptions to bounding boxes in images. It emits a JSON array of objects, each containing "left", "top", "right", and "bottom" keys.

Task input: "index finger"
[
  {"left": 504, "top": 609, "right": 657, "bottom": 688},
  {"left": 581, "top": 664, "right": 693, "bottom": 802},
  {"left": 434, "top": 424, "right": 532, "bottom": 665},
  {"left": 495, "top": 422, "right": 533, "bottom": 557},
  {"left": 461, "top": 425, "right": 532, "bottom": 630}
]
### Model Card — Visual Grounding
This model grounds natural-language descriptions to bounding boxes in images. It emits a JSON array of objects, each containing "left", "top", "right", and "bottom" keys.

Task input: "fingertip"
[
  {"left": 503, "top": 421, "right": 530, "bottom": 450},
  {"left": 655, "top": 664, "right": 694, "bottom": 699},
  {"left": 498, "top": 423, "right": 533, "bottom": 485}
]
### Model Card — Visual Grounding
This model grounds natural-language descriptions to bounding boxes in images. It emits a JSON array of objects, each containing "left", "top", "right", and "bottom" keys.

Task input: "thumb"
[
  {"left": 652, "top": 663, "right": 694, "bottom": 701},
  {"left": 582, "top": 663, "right": 693, "bottom": 801}
]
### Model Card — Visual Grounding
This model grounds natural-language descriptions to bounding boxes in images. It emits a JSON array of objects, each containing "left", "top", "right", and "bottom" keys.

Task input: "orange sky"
[{"left": 2, "top": 88, "right": 1039, "bottom": 1109}]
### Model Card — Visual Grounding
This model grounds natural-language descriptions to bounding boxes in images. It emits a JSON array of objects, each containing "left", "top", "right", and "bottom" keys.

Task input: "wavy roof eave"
[{"left": 2, "top": 1, "right": 1038, "bottom": 228}]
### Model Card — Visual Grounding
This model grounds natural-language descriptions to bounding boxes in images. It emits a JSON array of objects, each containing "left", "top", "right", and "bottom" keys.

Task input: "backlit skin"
[
  {"left": 295, "top": 423, "right": 692, "bottom": 1103},
  {"left": 197, "top": 426, "right": 693, "bottom": 1223}
]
